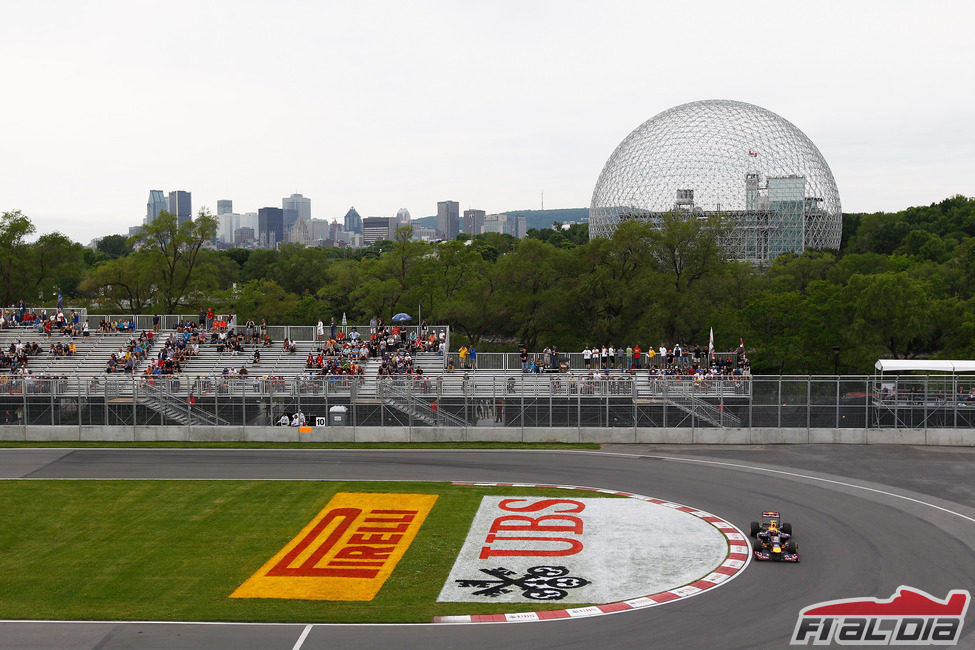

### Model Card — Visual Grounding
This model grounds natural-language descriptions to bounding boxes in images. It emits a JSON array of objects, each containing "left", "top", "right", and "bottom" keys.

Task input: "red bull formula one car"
[{"left": 749, "top": 511, "right": 799, "bottom": 562}]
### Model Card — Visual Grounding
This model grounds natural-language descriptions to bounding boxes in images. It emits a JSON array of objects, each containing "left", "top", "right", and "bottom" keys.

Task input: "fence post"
[
  {"left": 520, "top": 376, "right": 525, "bottom": 431},
  {"left": 719, "top": 378, "right": 725, "bottom": 428},
  {"left": 953, "top": 374, "right": 958, "bottom": 428},
  {"left": 865, "top": 378, "right": 870, "bottom": 429},
  {"left": 632, "top": 378, "right": 638, "bottom": 434},
  {"left": 295, "top": 377, "right": 301, "bottom": 424},
  {"left": 835, "top": 376, "right": 840, "bottom": 429},
  {"left": 777, "top": 376, "right": 782, "bottom": 429},
  {"left": 924, "top": 375, "right": 929, "bottom": 437},
  {"left": 576, "top": 380, "right": 581, "bottom": 435},
  {"left": 745, "top": 375, "right": 755, "bottom": 430},
  {"left": 806, "top": 376, "right": 811, "bottom": 431}
]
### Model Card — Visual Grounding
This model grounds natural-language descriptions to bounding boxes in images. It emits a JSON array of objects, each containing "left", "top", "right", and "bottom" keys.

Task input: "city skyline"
[{"left": 2, "top": 1, "right": 973, "bottom": 244}]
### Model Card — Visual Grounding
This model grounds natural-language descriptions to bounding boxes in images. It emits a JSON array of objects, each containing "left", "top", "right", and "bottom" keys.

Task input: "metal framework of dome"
[{"left": 589, "top": 100, "right": 842, "bottom": 263}]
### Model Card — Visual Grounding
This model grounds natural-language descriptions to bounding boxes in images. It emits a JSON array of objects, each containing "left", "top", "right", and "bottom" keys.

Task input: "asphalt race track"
[{"left": 2, "top": 445, "right": 974, "bottom": 649}]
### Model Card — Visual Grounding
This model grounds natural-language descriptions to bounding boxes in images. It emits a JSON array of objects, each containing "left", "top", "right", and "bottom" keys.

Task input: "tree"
[
  {"left": 96, "top": 234, "right": 132, "bottom": 259},
  {"left": 128, "top": 209, "right": 219, "bottom": 312},
  {"left": 266, "top": 244, "right": 333, "bottom": 296},
  {"left": 846, "top": 272, "right": 934, "bottom": 359},
  {"left": 230, "top": 279, "right": 296, "bottom": 323},
  {"left": 80, "top": 255, "right": 158, "bottom": 312},
  {"left": 767, "top": 250, "right": 836, "bottom": 293},
  {"left": 568, "top": 220, "right": 658, "bottom": 344},
  {"left": 24, "top": 233, "right": 87, "bottom": 302},
  {"left": 494, "top": 239, "right": 568, "bottom": 350},
  {"left": 0, "top": 210, "right": 36, "bottom": 305},
  {"left": 645, "top": 212, "right": 729, "bottom": 342},
  {"left": 647, "top": 212, "right": 728, "bottom": 293}
]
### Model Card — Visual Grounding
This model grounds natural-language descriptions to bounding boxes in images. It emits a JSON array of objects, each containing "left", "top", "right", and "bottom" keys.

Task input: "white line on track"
[
  {"left": 291, "top": 624, "right": 313, "bottom": 650},
  {"left": 640, "top": 453, "right": 975, "bottom": 525}
]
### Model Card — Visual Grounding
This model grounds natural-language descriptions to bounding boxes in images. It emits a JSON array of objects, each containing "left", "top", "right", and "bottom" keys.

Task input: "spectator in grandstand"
[
  {"left": 253, "top": 349, "right": 260, "bottom": 365},
  {"left": 469, "top": 345, "right": 477, "bottom": 370}
]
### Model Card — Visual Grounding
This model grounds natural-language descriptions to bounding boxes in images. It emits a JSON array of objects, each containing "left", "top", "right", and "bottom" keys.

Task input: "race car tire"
[
  {"left": 782, "top": 522, "right": 792, "bottom": 535},
  {"left": 754, "top": 539, "right": 765, "bottom": 552},
  {"left": 786, "top": 541, "right": 797, "bottom": 554},
  {"left": 750, "top": 521, "right": 760, "bottom": 537}
]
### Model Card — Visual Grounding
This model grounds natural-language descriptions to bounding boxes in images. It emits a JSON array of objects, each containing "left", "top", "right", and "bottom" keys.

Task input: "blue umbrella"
[{"left": 391, "top": 312, "right": 412, "bottom": 322}]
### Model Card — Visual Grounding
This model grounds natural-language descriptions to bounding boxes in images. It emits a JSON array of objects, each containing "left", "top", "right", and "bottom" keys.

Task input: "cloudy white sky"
[{"left": 2, "top": 0, "right": 973, "bottom": 243}]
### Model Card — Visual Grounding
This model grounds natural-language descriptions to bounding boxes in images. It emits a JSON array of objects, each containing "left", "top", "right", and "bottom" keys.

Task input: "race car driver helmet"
[{"left": 769, "top": 520, "right": 778, "bottom": 532}]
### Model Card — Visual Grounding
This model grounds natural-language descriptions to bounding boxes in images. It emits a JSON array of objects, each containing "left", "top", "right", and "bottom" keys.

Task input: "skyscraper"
[
  {"left": 257, "top": 207, "right": 284, "bottom": 249},
  {"left": 217, "top": 200, "right": 233, "bottom": 215},
  {"left": 218, "top": 212, "right": 240, "bottom": 244},
  {"left": 282, "top": 193, "right": 312, "bottom": 221},
  {"left": 362, "top": 217, "right": 393, "bottom": 245},
  {"left": 146, "top": 190, "right": 167, "bottom": 225},
  {"left": 395, "top": 208, "right": 411, "bottom": 228},
  {"left": 282, "top": 209, "right": 300, "bottom": 232},
  {"left": 168, "top": 190, "right": 192, "bottom": 226},
  {"left": 437, "top": 200, "right": 459, "bottom": 240},
  {"left": 343, "top": 207, "right": 363, "bottom": 235},
  {"left": 463, "top": 209, "right": 485, "bottom": 235}
]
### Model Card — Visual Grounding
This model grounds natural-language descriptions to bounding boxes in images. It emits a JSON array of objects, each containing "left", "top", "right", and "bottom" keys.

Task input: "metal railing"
[{"left": 378, "top": 377, "right": 468, "bottom": 428}]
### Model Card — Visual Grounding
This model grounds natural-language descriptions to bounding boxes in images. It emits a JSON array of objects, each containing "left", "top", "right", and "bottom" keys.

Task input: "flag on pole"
[
  {"left": 57, "top": 292, "right": 62, "bottom": 311},
  {"left": 708, "top": 327, "right": 715, "bottom": 360}
]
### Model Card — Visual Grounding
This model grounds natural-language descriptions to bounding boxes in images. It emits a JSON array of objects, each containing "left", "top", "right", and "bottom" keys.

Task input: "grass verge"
[{"left": 0, "top": 480, "right": 611, "bottom": 623}]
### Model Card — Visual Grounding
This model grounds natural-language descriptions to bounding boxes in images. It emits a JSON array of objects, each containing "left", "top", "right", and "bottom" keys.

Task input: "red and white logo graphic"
[{"left": 791, "top": 585, "right": 970, "bottom": 645}]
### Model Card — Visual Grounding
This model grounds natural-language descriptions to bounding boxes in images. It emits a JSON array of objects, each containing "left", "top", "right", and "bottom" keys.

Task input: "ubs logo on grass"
[{"left": 791, "top": 585, "right": 970, "bottom": 645}]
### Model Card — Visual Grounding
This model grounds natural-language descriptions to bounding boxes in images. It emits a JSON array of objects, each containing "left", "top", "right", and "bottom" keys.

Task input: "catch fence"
[{"left": 2, "top": 373, "right": 974, "bottom": 431}]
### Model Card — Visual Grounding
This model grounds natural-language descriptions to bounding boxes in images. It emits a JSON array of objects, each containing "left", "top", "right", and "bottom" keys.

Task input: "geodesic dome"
[{"left": 589, "top": 100, "right": 842, "bottom": 262}]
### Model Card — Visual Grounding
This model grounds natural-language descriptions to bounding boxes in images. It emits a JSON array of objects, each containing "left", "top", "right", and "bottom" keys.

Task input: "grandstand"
[{"left": 0, "top": 314, "right": 753, "bottom": 430}]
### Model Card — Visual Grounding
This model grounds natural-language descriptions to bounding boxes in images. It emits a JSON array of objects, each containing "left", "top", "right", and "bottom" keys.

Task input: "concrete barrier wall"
[{"left": 2, "top": 425, "right": 974, "bottom": 446}]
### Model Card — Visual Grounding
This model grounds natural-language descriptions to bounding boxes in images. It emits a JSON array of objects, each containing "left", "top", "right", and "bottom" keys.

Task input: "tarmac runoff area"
[{"left": 2, "top": 446, "right": 975, "bottom": 649}]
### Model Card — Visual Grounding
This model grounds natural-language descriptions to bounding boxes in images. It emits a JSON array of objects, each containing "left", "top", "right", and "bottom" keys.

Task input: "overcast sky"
[{"left": 2, "top": 0, "right": 973, "bottom": 243}]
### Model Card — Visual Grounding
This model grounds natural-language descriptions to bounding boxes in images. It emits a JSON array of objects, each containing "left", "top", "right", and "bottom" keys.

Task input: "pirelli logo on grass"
[{"left": 231, "top": 492, "right": 437, "bottom": 601}]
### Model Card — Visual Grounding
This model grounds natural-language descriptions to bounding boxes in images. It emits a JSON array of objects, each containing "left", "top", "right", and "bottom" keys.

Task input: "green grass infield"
[{"left": 0, "top": 480, "right": 615, "bottom": 623}]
